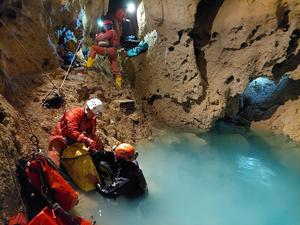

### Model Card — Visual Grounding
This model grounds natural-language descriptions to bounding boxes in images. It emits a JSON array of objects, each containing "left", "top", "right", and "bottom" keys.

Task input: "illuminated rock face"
[{"left": 129, "top": 0, "right": 300, "bottom": 136}]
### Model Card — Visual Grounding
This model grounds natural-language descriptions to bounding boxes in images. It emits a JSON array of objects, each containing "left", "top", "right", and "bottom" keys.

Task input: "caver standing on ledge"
[
  {"left": 85, "top": 19, "right": 122, "bottom": 88},
  {"left": 89, "top": 143, "right": 148, "bottom": 198},
  {"left": 48, "top": 98, "right": 104, "bottom": 167}
]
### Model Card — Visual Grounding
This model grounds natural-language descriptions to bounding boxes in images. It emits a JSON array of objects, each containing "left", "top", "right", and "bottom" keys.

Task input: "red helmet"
[
  {"left": 114, "top": 143, "right": 135, "bottom": 162},
  {"left": 103, "top": 19, "right": 113, "bottom": 26}
]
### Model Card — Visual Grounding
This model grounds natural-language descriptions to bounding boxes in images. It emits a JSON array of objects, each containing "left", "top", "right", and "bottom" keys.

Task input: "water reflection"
[{"left": 237, "top": 156, "right": 275, "bottom": 186}]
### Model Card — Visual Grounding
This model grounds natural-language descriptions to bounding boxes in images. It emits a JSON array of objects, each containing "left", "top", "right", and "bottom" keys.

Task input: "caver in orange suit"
[
  {"left": 86, "top": 19, "right": 122, "bottom": 88},
  {"left": 48, "top": 104, "right": 104, "bottom": 167}
]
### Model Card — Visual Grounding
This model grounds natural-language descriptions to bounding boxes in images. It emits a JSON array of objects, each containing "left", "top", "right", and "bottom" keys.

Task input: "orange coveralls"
[
  {"left": 48, "top": 107, "right": 103, "bottom": 166},
  {"left": 89, "top": 29, "right": 120, "bottom": 77}
]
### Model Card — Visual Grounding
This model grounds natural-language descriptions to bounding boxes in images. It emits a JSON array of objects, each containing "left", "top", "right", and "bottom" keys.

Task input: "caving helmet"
[
  {"left": 114, "top": 143, "right": 137, "bottom": 162},
  {"left": 86, "top": 98, "right": 103, "bottom": 115}
]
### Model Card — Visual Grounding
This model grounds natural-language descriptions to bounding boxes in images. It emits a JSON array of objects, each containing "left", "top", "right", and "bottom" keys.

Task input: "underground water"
[{"left": 73, "top": 122, "right": 300, "bottom": 225}]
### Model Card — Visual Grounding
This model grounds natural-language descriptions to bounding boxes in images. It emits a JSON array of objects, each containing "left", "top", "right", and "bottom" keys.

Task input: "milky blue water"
[{"left": 74, "top": 123, "right": 300, "bottom": 225}]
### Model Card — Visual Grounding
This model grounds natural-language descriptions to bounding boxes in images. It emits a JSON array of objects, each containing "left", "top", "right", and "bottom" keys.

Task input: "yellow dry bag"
[{"left": 61, "top": 143, "right": 99, "bottom": 192}]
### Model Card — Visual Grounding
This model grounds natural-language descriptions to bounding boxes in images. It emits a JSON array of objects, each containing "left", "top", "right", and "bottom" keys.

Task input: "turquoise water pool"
[{"left": 74, "top": 123, "right": 300, "bottom": 225}]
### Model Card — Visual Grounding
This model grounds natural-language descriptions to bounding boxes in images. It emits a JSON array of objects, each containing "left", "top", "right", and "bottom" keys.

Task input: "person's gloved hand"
[
  {"left": 85, "top": 138, "right": 97, "bottom": 152},
  {"left": 77, "top": 133, "right": 87, "bottom": 142}
]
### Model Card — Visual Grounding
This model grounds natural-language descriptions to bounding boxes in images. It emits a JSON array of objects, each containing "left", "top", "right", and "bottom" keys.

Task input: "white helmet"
[{"left": 86, "top": 98, "right": 103, "bottom": 115}]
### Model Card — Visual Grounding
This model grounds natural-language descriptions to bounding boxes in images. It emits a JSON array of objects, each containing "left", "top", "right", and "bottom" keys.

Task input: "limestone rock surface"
[{"left": 127, "top": 0, "right": 300, "bottom": 137}]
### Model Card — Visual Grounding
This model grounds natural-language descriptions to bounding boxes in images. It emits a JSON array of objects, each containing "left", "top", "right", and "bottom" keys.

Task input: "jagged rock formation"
[{"left": 127, "top": 0, "right": 300, "bottom": 138}]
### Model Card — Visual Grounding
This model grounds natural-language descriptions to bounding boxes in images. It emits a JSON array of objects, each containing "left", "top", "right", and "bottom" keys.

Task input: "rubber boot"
[
  {"left": 85, "top": 57, "right": 95, "bottom": 68},
  {"left": 115, "top": 75, "right": 122, "bottom": 89}
]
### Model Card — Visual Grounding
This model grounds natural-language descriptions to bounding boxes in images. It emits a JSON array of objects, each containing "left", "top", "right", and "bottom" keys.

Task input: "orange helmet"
[{"left": 114, "top": 143, "right": 135, "bottom": 162}]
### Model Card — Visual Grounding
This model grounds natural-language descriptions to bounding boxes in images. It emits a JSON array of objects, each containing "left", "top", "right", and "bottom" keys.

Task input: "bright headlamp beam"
[
  {"left": 97, "top": 19, "right": 104, "bottom": 27},
  {"left": 126, "top": 2, "right": 136, "bottom": 14}
]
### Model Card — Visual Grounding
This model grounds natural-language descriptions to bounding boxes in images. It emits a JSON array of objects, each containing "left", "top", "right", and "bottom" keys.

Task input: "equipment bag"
[
  {"left": 8, "top": 212, "right": 28, "bottom": 225},
  {"left": 17, "top": 154, "right": 78, "bottom": 212},
  {"left": 61, "top": 143, "right": 100, "bottom": 192},
  {"left": 28, "top": 206, "right": 93, "bottom": 225}
]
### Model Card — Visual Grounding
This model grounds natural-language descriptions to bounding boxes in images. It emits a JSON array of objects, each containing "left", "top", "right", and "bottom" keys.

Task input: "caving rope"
[
  {"left": 40, "top": 43, "right": 82, "bottom": 108},
  {"left": 0, "top": 15, "right": 75, "bottom": 145},
  {"left": 59, "top": 39, "right": 83, "bottom": 91}
]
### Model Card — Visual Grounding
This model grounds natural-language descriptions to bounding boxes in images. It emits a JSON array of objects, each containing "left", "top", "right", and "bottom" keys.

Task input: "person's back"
[
  {"left": 115, "top": 159, "right": 147, "bottom": 197},
  {"left": 93, "top": 143, "right": 148, "bottom": 198},
  {"left": 51, "top": 107, "right": 95, "bottom": 138}
]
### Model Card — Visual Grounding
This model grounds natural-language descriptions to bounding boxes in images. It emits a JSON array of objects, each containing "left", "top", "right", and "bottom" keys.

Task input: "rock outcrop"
[{"left": 127, "top": 0, "right": 300, "bottom": 137}]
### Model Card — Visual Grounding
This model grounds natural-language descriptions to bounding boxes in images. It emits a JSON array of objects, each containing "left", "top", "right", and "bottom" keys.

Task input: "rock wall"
[
  {"left": 131, "top": 0, "right": 206, "bottom": 130},
  {"left": 127, "top": 0, "right": 300, "bottom": 137},
  {"left": 0, "top": 93, "right": 35, "bottom": 222}
]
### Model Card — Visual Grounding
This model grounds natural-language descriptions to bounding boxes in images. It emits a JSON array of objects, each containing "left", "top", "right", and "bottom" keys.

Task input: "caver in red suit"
[
  {"left": 48, "top": 98, "right": 104, "bottom": 167},
  {"left": 86, "top": 19, "right": 122, "bottom": 88}
]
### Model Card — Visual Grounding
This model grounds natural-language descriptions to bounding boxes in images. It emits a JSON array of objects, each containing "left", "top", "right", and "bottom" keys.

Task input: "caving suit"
[
  {"left": 95, "top": 158, "right": 148, "bottom": 198},
  {"left": 88, "top": 29, "right": 121, "bottom": 82},
  {"left": 48, "top": 107, "right": 103, "bottom": 167}
]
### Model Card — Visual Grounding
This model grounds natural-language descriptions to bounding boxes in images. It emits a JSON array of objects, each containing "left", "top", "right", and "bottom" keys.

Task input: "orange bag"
[
  {"left": 26, "top": 154, "right": 78, "bottom": 211},
  {"left": 28, "top": 207, "right": 93, "bottom": 225},
  {"left": 8, "top": 212, "right": 28, "bottom": 225},
  {"left": 28, "top": 207, "right": 57, "bottom": 225},
  {"left": 38, "top": 155, "right": 79, "bottom": 211}
]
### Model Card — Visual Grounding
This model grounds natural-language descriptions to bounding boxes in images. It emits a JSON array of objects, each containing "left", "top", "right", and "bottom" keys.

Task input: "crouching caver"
[
  {"left": 48, "top": 98, "right": 104, "bottom": 167},
  {"left": 90, "top": 143, "right": 147, "bottom": 198}
]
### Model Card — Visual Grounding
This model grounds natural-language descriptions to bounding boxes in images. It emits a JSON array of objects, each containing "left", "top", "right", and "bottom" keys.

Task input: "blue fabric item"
[
  {"left": 127, "top": 41, "right": 149, "bottom": 57},
  {"left": 66, "top": 51, "right": 76, "bottom": 63},
  {"left": 125, "top": 35, "right": 137, "bottom": 41}
]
